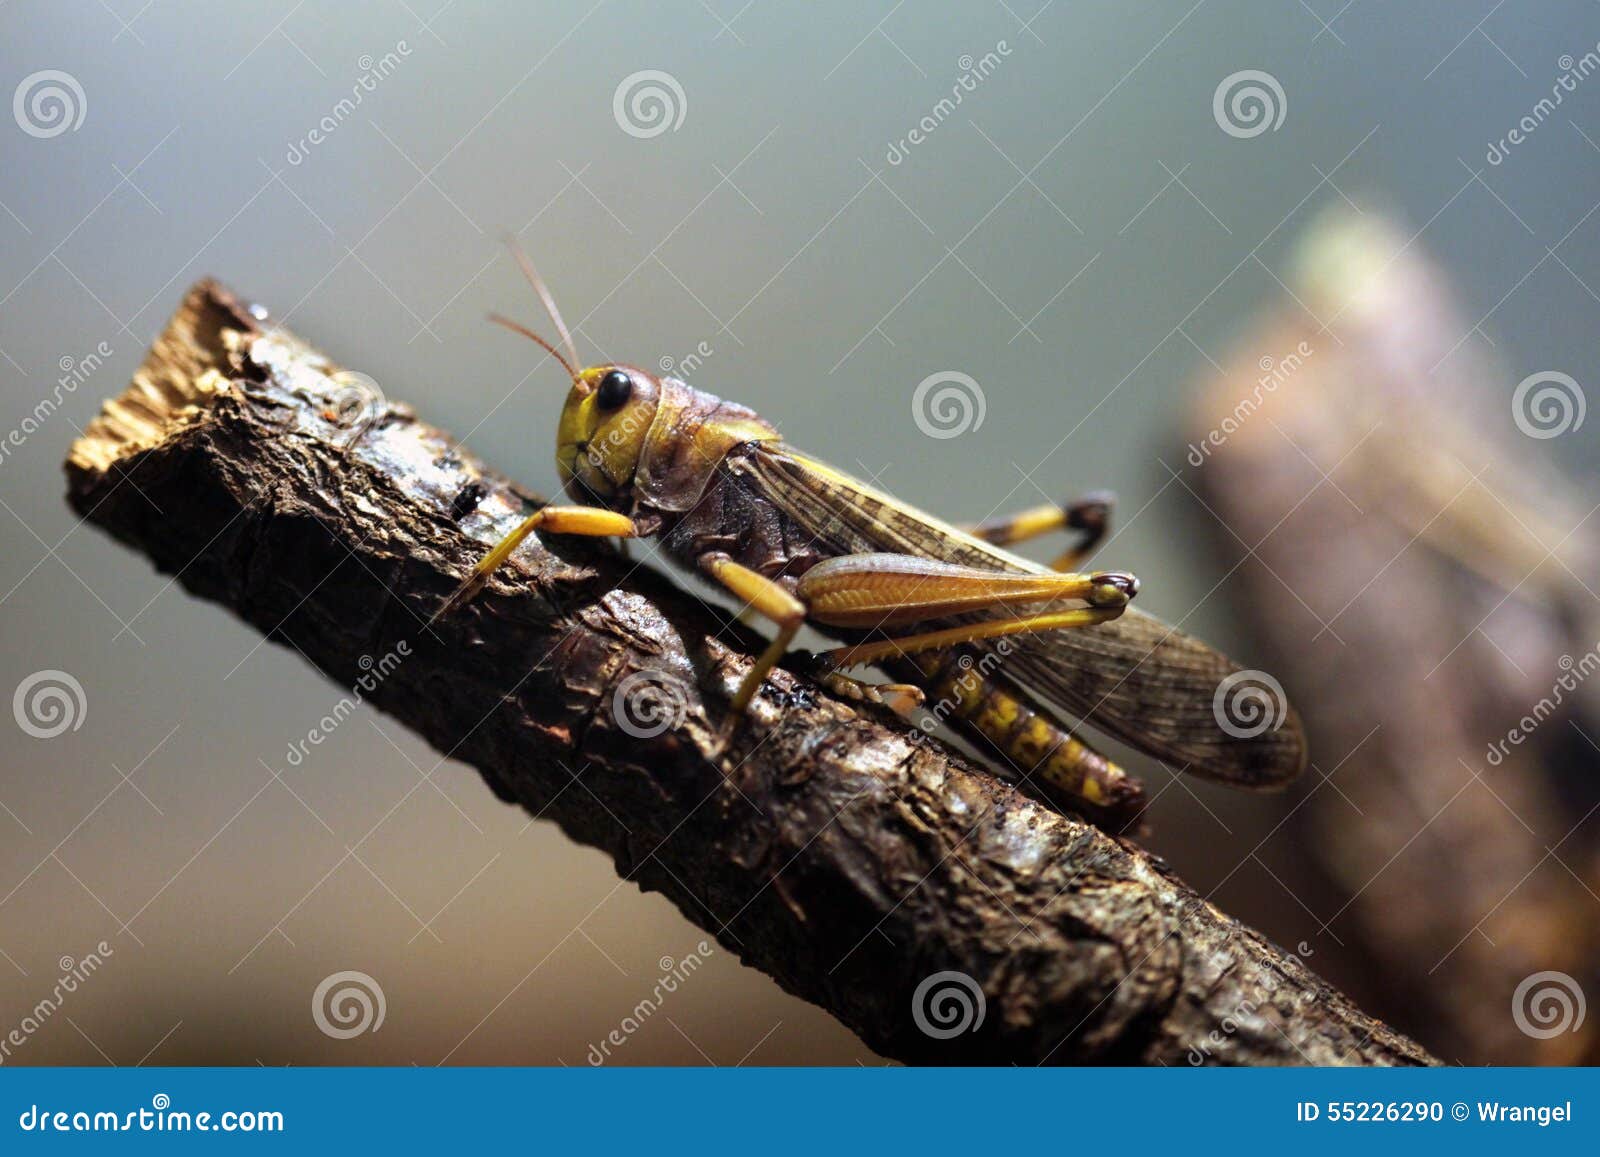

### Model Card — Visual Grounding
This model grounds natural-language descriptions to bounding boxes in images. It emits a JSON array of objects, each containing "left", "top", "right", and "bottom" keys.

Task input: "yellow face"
[{"left": 556, "top": 365, "right": 662, "bottom": 503}]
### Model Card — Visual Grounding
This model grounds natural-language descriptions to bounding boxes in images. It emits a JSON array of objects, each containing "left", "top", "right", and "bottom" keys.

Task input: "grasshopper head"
[
  {"left": 486, "top": 242, "right": 771, "bottom": 511},
  {"left": 556, "top": 365, "right": 662, "bottom": 503}
]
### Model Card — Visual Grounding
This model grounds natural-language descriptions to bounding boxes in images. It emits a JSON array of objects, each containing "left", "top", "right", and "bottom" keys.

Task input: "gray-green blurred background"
[{"left": 2, "top": 1, "right": 1597, "bottom": 1064}]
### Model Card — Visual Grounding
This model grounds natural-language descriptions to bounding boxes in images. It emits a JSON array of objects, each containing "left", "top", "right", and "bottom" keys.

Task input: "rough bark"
[{"left": 64, "top": 281, "right": 1436, "bottom": 1066}]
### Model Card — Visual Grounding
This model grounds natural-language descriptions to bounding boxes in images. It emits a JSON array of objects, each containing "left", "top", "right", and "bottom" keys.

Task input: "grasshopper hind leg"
[{"left": 966, "top": 490, "right": 1115, "bottom": 572}]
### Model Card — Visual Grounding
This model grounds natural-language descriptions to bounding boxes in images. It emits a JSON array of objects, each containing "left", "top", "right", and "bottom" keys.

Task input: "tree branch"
[{"left": 64, "top": 281, "right": 1435, "bottom": 1066}]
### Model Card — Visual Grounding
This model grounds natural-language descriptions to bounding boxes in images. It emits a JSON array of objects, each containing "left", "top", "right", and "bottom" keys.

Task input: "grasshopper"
[{"left": 435, "top": 248, "right": 1307, "bottom": 828}]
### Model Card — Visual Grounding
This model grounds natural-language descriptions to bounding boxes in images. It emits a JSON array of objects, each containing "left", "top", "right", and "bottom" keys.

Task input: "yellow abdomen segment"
[{"left": 894, "top": 649, "right": 1144, "bottom": 823}]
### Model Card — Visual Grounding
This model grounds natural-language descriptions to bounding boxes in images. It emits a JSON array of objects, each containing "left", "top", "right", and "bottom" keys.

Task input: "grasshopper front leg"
[{"left": 433, "top": 504, "right": 637, "bottom": 622}]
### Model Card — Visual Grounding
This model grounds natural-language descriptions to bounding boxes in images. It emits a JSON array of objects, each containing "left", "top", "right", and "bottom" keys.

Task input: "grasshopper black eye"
[{"left": 595, "top": 369, "right": 633, "bottom": 410}]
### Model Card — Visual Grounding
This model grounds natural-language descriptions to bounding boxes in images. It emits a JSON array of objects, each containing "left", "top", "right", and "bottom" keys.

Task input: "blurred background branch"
[{"left": 1185, "top": 209, "right": 1600, "bottom": 1065}]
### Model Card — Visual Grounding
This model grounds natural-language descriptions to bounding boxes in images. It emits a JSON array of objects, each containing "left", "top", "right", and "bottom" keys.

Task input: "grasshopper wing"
[{"left": 729, "top": 443, "right": 1306, "bottom": 788}]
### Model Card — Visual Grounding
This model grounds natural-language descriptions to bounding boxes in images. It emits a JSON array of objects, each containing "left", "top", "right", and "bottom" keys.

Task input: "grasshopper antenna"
[
  {"left": 487, "top": 312, "right": 577, "bottom": 381},
  {"left": 503, "top": 236, "right": 582, "bottom": 377}
]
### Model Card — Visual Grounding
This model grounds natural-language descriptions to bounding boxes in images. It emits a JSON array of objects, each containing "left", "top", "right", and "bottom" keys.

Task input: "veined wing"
[{"left": 728, "top": 443, "right": 1306, "bottom": 788}]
